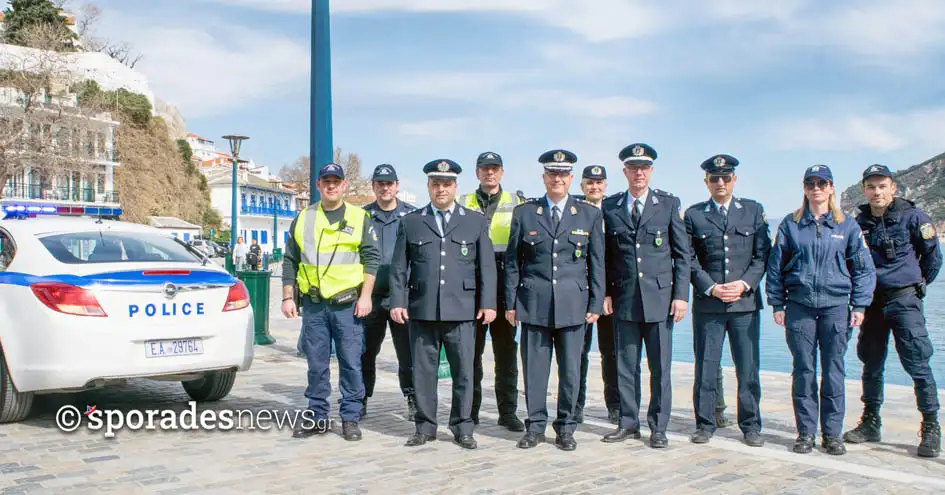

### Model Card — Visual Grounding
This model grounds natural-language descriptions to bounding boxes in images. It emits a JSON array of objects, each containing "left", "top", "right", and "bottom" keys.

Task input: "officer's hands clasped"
[
  {"left": 390, "top": 307, "right": 409, "bottom": 324},
  {"left": 477, "top": 308, "right": 496, "bottom": 325}
]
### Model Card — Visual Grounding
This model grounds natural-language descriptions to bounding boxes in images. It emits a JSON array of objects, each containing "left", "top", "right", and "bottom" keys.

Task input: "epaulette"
[
  {"left": 403, "top": 202, "right": 418, "bottom": 211},
  {"left": 686, "top": 200, "right": 710, "bottom": 212},
  {"left": 514, "top": 197, "right": 541, "bottom": 209},
  {"left": 459, "top": 205, "right": 485, "bottom": 217},
  {"left": 404, "top": 207, "right": 425, "bottom": 217},
  {"left": 652, "top": 189, "right": 675, "bottom": 197}
]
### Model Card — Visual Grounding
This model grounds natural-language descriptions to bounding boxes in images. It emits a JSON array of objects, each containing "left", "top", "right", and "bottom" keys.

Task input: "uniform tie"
[
  {"left": 552, "top": 205, "right": 561, "bottom": 230},
  {"left": 632, "top": 199, "right": 642, "bottom": 228},
  {"left": 720, "top": 205, "right": 728, "bottom": 229},
  {"left": 438, "top": 209, "right": 450, "bottom": 234}
]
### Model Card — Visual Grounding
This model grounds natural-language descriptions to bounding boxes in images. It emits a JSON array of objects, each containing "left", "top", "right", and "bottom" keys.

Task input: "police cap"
[
  {"left": 423, "top": 159, "right": 462, "bottom": 179},
  {"left": 582, "top": 165, "right": 607, "bottom": 180},
  {"left": 371, "top": 164, "right": 398, "bottom": 181},
  {"left": 619, "top": 143, "right": 657, "bottom": 165},
  {"left": 862, "top": 164, "right": 893, "bottom": 181},
  {"left": 701, "top": 154, "right": 739, "bottom": 174},
  {"left": 476, "top": 152, "right": 503, "bottom": 168},
  {"left": 538, "top": 149, "right": 577, "bottom": 172},
  {"left": 804, "top": 164, "right": 833, "bottom": 182},
  {"left": 318, "top": 163, "right": 345, "bottom": 180}
]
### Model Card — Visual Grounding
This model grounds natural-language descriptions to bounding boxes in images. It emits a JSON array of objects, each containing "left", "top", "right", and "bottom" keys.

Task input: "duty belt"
[{"left": 873, "top": 284, "right": 919, "bottom": 307}]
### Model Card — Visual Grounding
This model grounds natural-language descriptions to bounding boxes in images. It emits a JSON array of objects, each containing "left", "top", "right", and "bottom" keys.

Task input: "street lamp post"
[{"left": 223, "top": 135, "right": 249, "bottom": 251}]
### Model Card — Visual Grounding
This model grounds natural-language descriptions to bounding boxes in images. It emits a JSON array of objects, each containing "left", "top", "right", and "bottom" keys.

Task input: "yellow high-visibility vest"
[
  {"left": 459, "top": 190, "right": 521, "bottom": 252},
  {"left": 294, "top": 202, "right": 366, "bottom": 298}
]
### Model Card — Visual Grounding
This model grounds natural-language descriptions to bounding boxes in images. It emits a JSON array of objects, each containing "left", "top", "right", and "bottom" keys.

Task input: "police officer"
[
  {"left": 765, "top": 164, "right": 875, "bottom": 455},
  {"left": 390, "top": 159, "right": 497, "bottom": 450},
  {"left": 844, "top": 164, "right": 942, "bottom": 458},
  {"left": 574, "top": 164, "right": 620, "bottom": 424},
  {"left": 685, "top": 154, "right": 770, "bottom": 447},
  {"left": 458, "top": 151, "right": 524, "bottom": 431},
  {"left": 282, "top": 163, "right": 381, "bottom": 441},
  {"left": 600, "top": 143, "right": 691, "bottom": 449},
  {"left": 360, "top": 164, "right": 417, "bottom": 420},
  {"left": 505, "top": 150, "right": 605, "bottom": 451}
]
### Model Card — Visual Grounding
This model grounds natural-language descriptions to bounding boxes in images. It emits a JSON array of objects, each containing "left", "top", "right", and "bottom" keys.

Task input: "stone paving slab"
[{"left": 0, "top": 277, "right": 943, "bottom": 494}]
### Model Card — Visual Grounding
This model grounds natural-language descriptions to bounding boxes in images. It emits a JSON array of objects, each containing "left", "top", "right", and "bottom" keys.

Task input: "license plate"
[{"left": 145, "top": 339, "right": 203, "bottom": 358}]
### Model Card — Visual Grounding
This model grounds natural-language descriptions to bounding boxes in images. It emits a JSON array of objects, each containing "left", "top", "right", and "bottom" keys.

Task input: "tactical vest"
[
  {"left": 460, "top": 190, "right": 520, "bottom": 252},
  {"left": 293, "top": 202, "right": 366, "bottom": 298}
]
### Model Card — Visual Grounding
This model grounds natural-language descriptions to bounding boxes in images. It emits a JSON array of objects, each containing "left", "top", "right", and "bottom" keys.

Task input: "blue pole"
[
  {"left": 312, "top": 0, "right": 332, "bottom": 204},
  {"left": 230, "top": 157, "right": 238, "bottom": 249}
]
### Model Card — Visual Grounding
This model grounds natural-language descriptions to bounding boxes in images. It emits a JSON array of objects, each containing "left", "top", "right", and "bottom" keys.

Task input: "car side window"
[{"left": 0, "top": 229, "right": 15, "bottom": 271}]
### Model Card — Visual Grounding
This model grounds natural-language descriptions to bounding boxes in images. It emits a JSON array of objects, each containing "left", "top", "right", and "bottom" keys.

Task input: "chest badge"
[
  {"left": 575, "top": 241, "right": 582, "bottom": 258},
  {"left": 461, "top": 240, "right": 469, "bottom": 257},
  {"left": 537, "top": 206, "right": 543, "bottom": 215},
  {"left": 655, "top": 230, "right": 663, "bottom": 247}
]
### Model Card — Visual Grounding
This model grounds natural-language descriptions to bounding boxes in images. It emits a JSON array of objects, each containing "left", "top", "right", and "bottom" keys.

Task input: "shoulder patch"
[{"left": 920, "top": 222, "right": 936, "bottom": 240}]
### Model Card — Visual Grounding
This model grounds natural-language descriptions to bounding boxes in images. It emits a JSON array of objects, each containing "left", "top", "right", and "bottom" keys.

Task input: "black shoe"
[
  {"left": 472, "top": 415, "right": 480, "bottom": 426},
  {"left": 517, "top": 432, "right": 546, "bottom": 449},
  {"left": 607, "top": 408, "right": 620, "bottom": 425},
  {"left": 689, "top": 428, "right": 712, "bottom": 444},
  {"left": 405, "top": 433, "right": 436, "bottom": 447},
  {"left": 498, "top": 414, "right": 525, "bottom": 432},
  {"left": 822, "top": 436, "right": 846, "bottom": 455},
  {"left": 292, "top": 418, "right": 330, "bottom": 438},
  {"left": 454, "top": 434, "right": 478, "bottom": 450},
  {"left": 602, "top": 427, "right": 641, "bottom": 443},
  {"left": 843, "top": 410, "right": 882, "bottom": 444},
  {"left": 342, "top": 421, "right": 362, "bottom": 441},
  {"left": 918, "top": 421, "right": 941, "bottom": 458},
  {"left": 793, "top": 434, "right": 814, "bottom": 454},
  {"left": 715, "top": 409, "right": 733, "bottom": 429},
  {"left": 744, "top": 431, "right": 765, "bottom": 447},
  {"left": 650, "top": 432, "right": 668, "bottom": 449},
  {"left": 555, "top": 433, "right": 577, "bottom": 451},
  {"left": 575, "top": 406, "right": 585, "bottom": 424},
  {"left": 360, "top": 397, "right": 368, "bottom": 419},
  {"left": 406, "top": 395, "right": 417, "bottom": 422}
]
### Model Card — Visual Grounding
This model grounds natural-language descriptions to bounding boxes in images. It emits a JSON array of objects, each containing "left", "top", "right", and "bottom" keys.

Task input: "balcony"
[
  {"left": 1, "top": 183, "right": 120, "bottom": 204},
  {"left": 240, "top": 205, "right": 296, "bottom": 217}
]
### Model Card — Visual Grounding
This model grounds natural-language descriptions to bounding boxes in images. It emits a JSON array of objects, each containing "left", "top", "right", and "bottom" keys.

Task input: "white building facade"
[{"left": 206, "top": 167, "right": 297, "bottom": 255}]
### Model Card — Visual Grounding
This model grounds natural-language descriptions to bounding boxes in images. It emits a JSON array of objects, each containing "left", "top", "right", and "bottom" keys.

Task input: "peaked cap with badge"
[
  {"left": 423, "top": 159, "right": 462, "bottom": 179},
  {"left": 701, "top": 154, "right": 739, "bottom": 174},
  {"left": 619, "top": 143, "right": 658, "bottom": 165},
  {"left": 582, "top": 165, "right": 607, "bottom": 180},
  {"left": 538, "top": 149, "right": 577, "bottom": 172}
]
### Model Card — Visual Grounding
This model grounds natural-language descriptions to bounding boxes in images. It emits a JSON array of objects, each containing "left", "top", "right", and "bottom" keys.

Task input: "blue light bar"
[{"left": 2, "top": 204, "right": 122, "bottom": 220}]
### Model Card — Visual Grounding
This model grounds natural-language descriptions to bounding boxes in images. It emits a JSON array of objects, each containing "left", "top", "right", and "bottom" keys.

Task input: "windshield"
[{"left": 38, "top": 231, "right": 203, "bottom": 264}]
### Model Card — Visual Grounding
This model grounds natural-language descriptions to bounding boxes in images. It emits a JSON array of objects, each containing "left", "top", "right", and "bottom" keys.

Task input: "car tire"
[
  {"left": 181, "top": 370, "right": 236, "bottom": 402},
  {"left": 0, "top": 345, "right": 33, "bottom": 423}
]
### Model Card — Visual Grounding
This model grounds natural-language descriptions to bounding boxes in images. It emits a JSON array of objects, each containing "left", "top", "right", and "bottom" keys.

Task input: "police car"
[{"left": 0, "top": 205, "right": 254, "bottom": 423}]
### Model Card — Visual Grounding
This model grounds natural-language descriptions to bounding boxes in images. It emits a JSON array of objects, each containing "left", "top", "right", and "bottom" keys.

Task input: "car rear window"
[{"left": 38, "top": 231, "right": 202, "bottom": 264}]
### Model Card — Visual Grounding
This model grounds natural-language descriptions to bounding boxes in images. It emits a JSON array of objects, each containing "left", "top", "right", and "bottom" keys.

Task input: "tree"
[
  {"left": 278, "top": 147, "right": 372, "bottom": 199},
  {"left": 70, "top": 1, "right": 143, "bottom": 68},
  {"left": 2, "top": 0, "right": 76, "bottom": 49}
]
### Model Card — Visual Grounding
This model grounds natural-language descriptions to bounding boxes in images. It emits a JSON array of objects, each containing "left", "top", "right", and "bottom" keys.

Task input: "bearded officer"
[
  {"left": 458, "top": 151, "right": 525, "bottom": 431},
  {"left": 600, "top": 143, "right": 691, "bottom": 449},
  {"left": 505, "top": 149, "right": 604, "bottom": 451},
  {"left": 685, "top": 154, "right": 769, "bottom": 447},
  {"left": 390, "top": 158, "right": 497, "bottom": 450}
]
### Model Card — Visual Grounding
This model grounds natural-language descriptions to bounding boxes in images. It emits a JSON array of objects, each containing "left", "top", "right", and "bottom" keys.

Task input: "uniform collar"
[
  {"left": 627, "top": 189, "right": 648, "bottom": 205},
  {"left": 545, "top": 194, "right": 569, "bottom": 212},
  {"left": 800, "top": 207, "right": 837, "bottom": 228}
]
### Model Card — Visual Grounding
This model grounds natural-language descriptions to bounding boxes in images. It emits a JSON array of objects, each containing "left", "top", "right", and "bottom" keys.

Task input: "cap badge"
[
  {"left": 632, "top": 145, "right": 644, "bottom": 156},
  {"left": 592, "top": 166, "right": 602, "bottom": 175},
  {"left": 714, "top": 156, "right": 726, "bottom": 167},
  {"left": 379, "top": 167, "right": 391, "bottom": 175},
  {"left": 486, "top": 153, "right": 495, "bottom": 159},
  {"left": 554, "top": 151, "right": 565, "bottom": 162},
  {"left": 811, "top": 165, "right": 822, "bottom": 172},
  {"left": 437, "top": 161, "right": 450, "bottom": 172},
  {"left": 870, "top": 166, "right": 880, "bottom": 172}
]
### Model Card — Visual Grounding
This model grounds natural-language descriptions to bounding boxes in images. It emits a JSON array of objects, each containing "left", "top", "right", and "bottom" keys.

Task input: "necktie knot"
[{"left": 720, "top": 205, "right": 727, "bottom": 216}]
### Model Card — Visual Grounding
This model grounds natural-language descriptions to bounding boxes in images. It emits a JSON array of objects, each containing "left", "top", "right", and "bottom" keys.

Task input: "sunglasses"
[
  {"left": 707, "top": 174, "right": 733, "bottom": 184},
  {"left": 804, "top": 179, "right": 831, "bottom": 190}
]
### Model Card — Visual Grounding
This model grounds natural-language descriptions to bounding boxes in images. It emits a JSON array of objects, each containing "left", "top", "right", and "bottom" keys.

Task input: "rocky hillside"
[{"left": 840, "top": 152, "right": 945, "bottom": 230}]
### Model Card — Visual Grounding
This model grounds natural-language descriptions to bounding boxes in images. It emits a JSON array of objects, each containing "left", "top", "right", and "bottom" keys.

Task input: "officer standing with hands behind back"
[
  {"left": 844, "top": 164, "right": 943, "bottom": 458},
  {"left": 390, "top": 159, "right": 497, "bottom": 450}
]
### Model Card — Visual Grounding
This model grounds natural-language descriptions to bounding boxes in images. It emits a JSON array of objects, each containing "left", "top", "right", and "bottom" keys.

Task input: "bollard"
[
  {"left": 236, "top": 270, "right": 276, "bottom": 345},
  {"left": 437, "top": 346, "right": 450, "bottom": 380}
]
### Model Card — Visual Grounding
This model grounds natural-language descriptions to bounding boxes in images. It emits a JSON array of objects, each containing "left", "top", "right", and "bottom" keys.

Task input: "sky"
[{"left": 85, "top": 0, "right": 945, "bottom": 218}]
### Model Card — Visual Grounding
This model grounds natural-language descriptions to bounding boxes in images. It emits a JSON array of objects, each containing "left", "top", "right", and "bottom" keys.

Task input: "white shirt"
[
  {"left": 712, "top": 198, "right": 732, "bottom": 215},
  {"left": 545, "top": 194, "right": 569, "bottom": 217},
  {"left": 627, "top": 189, "right": 648, "bottom": 217}
]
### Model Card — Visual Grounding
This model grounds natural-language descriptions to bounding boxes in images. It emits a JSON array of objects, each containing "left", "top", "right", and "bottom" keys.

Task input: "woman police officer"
[{"left": 765, "top": 164, "right": 876, "bottom": 455}]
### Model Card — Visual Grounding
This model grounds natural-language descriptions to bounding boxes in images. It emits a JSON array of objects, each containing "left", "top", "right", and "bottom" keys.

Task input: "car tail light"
[
  {"left": 31, "top": 282, "right": 107, "bottom": 317},
  {"left": 223, "top": 281, "right": 250, "bottom": 312},
  {"left": 142, "top": 270, "right": 191, "bottom": 276}
]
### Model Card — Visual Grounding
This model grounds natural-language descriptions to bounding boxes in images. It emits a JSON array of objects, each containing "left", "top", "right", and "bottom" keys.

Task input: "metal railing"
[
  {"left": 240, "top": 205, "right": 295, "bottom": 217},
  {"left": 1, "top": 183, "right": 120, "bottom": 203}
]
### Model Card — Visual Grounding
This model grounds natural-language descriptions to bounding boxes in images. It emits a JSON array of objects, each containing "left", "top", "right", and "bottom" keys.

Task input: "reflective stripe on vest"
[
  {"left": 460, "top": 191, "right": 520, "bottom": 252},
  {"left": 294, "top": 202, "right": 366, "bottom": 298}
]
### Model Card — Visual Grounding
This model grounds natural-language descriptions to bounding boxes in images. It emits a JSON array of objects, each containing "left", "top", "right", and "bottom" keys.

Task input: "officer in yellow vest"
[
  {"left": 457, "top": 151, "right": 525, "bottom": 432},
  {"left": 281, "top": 163, "right": 380, "bottom": 441}
]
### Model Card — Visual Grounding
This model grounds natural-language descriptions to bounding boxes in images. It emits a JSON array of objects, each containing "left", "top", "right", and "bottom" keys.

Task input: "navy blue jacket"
[
  {"left": 855, "top": 198, "right": 942, "bottom": 291},
  {"left": 685, "top": 197, "right": 771, "bottom": 314},
  {"left": 504, "top": 195, "right": 605, "bottom": 329},
  {"left": 364, "top": 199, "right": 416, "bottom": 308},
  {"left": 390, "top": 203, "right": 497, "bottom": 322},
  {"left": 765, "top": 209, "right": 876, "bottom": 312}
]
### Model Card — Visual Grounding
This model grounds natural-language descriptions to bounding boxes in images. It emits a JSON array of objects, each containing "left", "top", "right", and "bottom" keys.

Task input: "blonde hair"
[{"left": 792, "top": 190, "right": 845, "bottom": 223}]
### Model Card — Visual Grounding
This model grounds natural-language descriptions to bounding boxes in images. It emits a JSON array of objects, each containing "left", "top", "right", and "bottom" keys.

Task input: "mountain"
[{"left": 839, "top": 152, "right": 945, "bottom": 230}]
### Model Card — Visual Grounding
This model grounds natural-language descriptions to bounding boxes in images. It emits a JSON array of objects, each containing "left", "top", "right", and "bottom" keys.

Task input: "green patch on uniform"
[
  {"left": 655, "top": 237, "right": 663, "bottom": 247},
  {"left": 920, "top": 223, "right": 936, "bottom": 240}
]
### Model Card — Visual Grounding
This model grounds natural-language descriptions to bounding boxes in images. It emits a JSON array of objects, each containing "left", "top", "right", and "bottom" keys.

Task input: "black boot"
[
  {"left": 918, "top": 421, "right": 941, "bottom": 458},
  {"left": 360, "top": 397, "right": 368, "bottom": 419},
  {"left": 843, "top": 409, "right": 881, "bottom": 444},
  {"left": 406, "top": 395, "right": 417, "bottom": 422}
]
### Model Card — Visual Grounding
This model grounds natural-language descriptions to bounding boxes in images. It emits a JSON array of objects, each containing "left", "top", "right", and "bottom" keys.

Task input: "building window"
[
  {"left": 261, "top": 231, "right": 268, "bottom": 244},
  {"left": 241, "top": 194, "right": 246, "bottom": 207},
  {"left": 251, "top": 230, "right": 258, "bottom": 241},
  {"left": 184, "top": 233, "right": 191, "bottom": 241},
  {"left": 251, "top": 195, "right": 256, "bottom": 206},
  {"left": 284, "top": 232, "right": 289, "bottom": 244}
]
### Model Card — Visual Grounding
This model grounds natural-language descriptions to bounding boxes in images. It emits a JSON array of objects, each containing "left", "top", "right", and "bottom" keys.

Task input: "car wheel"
[
  {"left": 0, "top": 345, "right": 33, "bottom": 423},
  {"left": 181, "top": 370, "right": 236, "bottom": 402}
]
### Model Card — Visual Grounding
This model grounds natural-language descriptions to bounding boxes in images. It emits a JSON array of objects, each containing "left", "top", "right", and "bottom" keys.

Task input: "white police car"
[{"left": 0, "top": 206, "right": 254, "bottom": 423}]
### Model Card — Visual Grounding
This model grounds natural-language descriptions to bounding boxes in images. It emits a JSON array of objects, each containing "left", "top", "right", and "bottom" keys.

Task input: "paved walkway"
[{"left": 1, "top": 277, "right": 944, "bottom": 494}]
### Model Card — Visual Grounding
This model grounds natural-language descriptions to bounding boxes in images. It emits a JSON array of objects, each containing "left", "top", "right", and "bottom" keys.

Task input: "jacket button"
[
  {"left": 441, "top": 265, "right": 445, "bottom": 270},
  {"left": 553, "top": 266, "right": 558, "bottom": 271},
  {"left": 637, "top": 257, "right": 642, "bottom": 262},
  {"left": 441, "top": 251, "right": 446, "bottom": 255},
  {"left": 554, "top": 240, "right": 559, "bottom": 244},
  {"left": 553, "top": 253, "right": 558, "bottom": 258},
  {"left": 639, "top": 272, "right": 643, "bottom": 277},
  {"left": 724, "top": 235, "right": 729, "bottom": 240},
  {"left": 440, "top": 280, "right": 445, "bottom": 285},
  {"left": 636, "top": 243, "right": 641, "bottom": 248},
  {"left": 552, "top": 280, "right": 557, "bottom": 284},
  {"left": 725, "top": 258, "right": 730, "bottom": 263},
  {"left": 724, "top": 247, "right": 729, "bottom": 252}
]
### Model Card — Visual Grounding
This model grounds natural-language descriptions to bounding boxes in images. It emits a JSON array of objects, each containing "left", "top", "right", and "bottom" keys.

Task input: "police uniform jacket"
[
  {"left": 601, "top": 189, "right": 692, "bottom": 323},
  {"left": 685, "top": 198, "right": 771, "bottom": 314},
  {"left": 855, "top": 198, "right": 943, "bottom": 291},
  {"left": 364, "top": 199, "right": 416, "bottom": 308},
  {"left": 504, "top": 196, "right": 605, "bottom": 329},
  {"left": 390, "top": 203, "right": 497, "bottom": 321}
]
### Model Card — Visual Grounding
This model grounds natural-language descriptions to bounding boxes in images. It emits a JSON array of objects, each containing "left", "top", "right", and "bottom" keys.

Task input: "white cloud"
[
  {"left": 807, "top": 0, "right": 945, "bottom": 59},
  {"left": 397, "top": 117, "right": 471, "bottom": 138},
  {"left": 768, "top": 107, "right": 945, "bottom": 152}
]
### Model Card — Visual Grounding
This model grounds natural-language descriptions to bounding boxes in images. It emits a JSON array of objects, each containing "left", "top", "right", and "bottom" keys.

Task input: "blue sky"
[{"left": 90, "top": 0, "right": 945, "bottom": 218}]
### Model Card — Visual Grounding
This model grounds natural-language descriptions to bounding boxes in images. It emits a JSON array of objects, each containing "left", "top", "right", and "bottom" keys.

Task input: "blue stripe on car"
[{"left": 0, "top": 270, "right": 238, "bottom": 288}]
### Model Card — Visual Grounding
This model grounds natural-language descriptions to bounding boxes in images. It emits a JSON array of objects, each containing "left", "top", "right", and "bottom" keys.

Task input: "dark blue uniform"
[
  {"left": 390, "top": 189, "right": 497, "bottom": 445},
  {"left": 855, "top": 197, "right": 941, "bottom": 416},
  {"left": 505, "top": 194, "right": 605, "bottom": 443},
  {"left": 361, "top": 197, "right": 416, "bottom": 414},
  {"left": 686, "top": 196, "right": 770, "bottom": 437},
  {"left": 601, "top": 187, "right": 691, "bottom": 438}
]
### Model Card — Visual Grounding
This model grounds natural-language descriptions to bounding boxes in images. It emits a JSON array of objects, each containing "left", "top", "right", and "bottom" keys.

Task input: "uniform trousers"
[
  {"left": 614, "top": 318, "right": 674, "bottom": 433},
  {"left": 300, "top": 297, "right": 364, "bottom": 422},
  {"left": 521, "top": 323, "right": 585, "bottom": 435},
  {"left": 577, "top": 314, "right": 619, "bottom": 410},
  {"left": 362, "top": 304, "right": 414, "bottom": 398},
  {"left": 411, "top": 320, "right": 476, "bottom": 438}
]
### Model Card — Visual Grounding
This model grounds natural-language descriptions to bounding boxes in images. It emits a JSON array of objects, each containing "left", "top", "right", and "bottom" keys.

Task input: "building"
[
  {"left": 149, "top": 216, "right": 202, "bottom": 241},
  {"left": 205, "top": 167, "right": 297, "bottom": 255},
  {"left": 186, "top": 133, "right": 271, "bottom": 181}
]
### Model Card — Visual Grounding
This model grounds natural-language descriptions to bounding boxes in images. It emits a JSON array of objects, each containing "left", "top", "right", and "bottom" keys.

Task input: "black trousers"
[
  {"left": 473, "top": 285, "right": 519, "bottom": 418},
  {"left": 362, "top": 305, "right": 413, "bottom": 398},
  {"left": 578, "top": 314, "right": 619, "bottom": 410},
  {"left": 411, "top": 320, "right": 476, "bottom": 438},
  {"left": 692, "top": 311, "right": 762, "bottom": 433},
  {"left": 614, "top": 318, "right": 674, "bottom": 433},
  {"left": 521, "top": 323, "right": 585, "bottom": 435}
]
